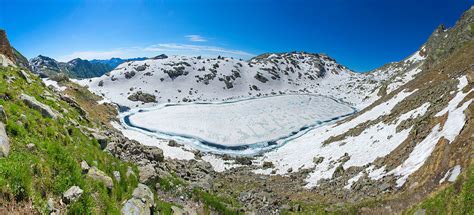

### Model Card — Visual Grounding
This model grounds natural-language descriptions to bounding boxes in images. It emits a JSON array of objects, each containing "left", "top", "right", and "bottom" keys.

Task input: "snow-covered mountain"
[{"left": 80, "top": 51, "right": 424, "bottom": 110}]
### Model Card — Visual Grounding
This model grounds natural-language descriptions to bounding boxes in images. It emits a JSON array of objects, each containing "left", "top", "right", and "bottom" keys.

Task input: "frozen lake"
[{"left": 122, "top": 95, "right": 355, "bottom": 153}]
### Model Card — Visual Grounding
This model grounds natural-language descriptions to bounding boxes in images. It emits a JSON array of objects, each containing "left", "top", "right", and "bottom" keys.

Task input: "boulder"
[
  {"left": 62, "top": 186, "right": 83, "bottom": 204},
  {"left": 20, "top": 94, "right": 58, "bottom": 119},
  {"left": 143, "top": 146, "right": 164, "bottom": 162},
  {"left": 121, "top": 184, "right": 154, "bottom": 215},
  {"left": 138, "top": 164, "right": 158, "bottom": 184},
  {"left": 19, "top": 70, "right": 32, "bottom": 84},
  {"left": 92, "top": 132, "right": 109, "bottom": 149},
  {"left": 132, "top": 184, "right": 154, "bottom": 209},
  {"left": 0, "top": 122, "right": 9, "bottom": 157},
  {"left": 171, "top": 206, "right": 188, "bottom": 215},
  {"left": 81, "top": 160, "right": 90, "bottom": 174},
  {"left": 87, "top": 166, "right": 114, "bottom": 189},
  {"left": 0, "top": 105, "right": 6, "bottom": 122},
  {"left": 121, "top": 198, "right": 149, "bottom": 215}
]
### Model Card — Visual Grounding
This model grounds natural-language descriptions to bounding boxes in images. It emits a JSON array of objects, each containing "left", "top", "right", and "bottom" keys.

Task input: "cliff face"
[{"left": 0, "top": 30, "right": 15, "bottom": 63}]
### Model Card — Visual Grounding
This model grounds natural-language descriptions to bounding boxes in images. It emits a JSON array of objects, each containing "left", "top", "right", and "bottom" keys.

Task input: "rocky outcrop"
[
  {"left": 127, "top": 91, "right": 156, "bottom": 103},
  {"left": 0, "top": 30, "right": 15, "bottom": 63},
  {"left": 20, "top": 94, "right": 59, "bottom": 119},
  {"left": 60, "top": 94, "right": 88, "bottom": 117},
  {"left": 121, "top": 184, "right": 154, "bottom": 215},
  {"left": 87, "top": 166, "right": 114, "bottom": 189},
  {"left": 19, "top": 70, "right": 32, "bottom": 84},
  {"left": 62, "top": 186, "right": 83, "bottom": 204},
  {"left": 0, "top": 122, "right": 9, "bottom": 157}
]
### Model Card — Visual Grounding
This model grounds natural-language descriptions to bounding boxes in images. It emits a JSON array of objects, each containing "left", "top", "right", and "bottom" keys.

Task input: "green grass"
[
  {"left": 404, "top": 162, "right": 474, "bottom": 215},
  {"left": 192, "top": 188, "right": 241, "bottom": 215},
  {"left": 0, "top": 66, "right": 139, "bottom": 213}
]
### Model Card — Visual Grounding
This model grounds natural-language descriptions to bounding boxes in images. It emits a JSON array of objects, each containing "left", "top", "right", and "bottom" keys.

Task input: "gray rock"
[
  {"left": 138, "top": 164, "right": 158, "bottom": 183},
  {"left": 63, "top": 186, "right": 83, "bottom": 204},
  {"left": 81, "top": 160, "right": 90, "bottom": 174},
  {"left": 47, "top": 198, "right": 57, "bottom": 213},
  {"left": 0, "top": 122, "right": 9, "bottom": 157},
  {"left": 262, "top": 161, "right": 274, "bottom": 169},
  {"left": 132, "top": 184, "right": 154, "bottom": 208},
  {"left": 313, "top": 156, "right": 324, "bottom": 164},
  {"left": 121, "top": 184, "right": 154, "bottom": 215},
  {"left": 0, "top": 105, "right": 6, "bottom": 122},
  {"left": 121, "top": 198, "right": 149, "bottom": 215},
  {"left": 113, "top": 171, "right": 121, "bottom": 182},
  {"left": 92, "top": 132, "right": 109, "bottom": 150},
  {"left": 26, "top": 143, "right": 35, "bottom": 150},
  {"left": 171, "top": 206, "right": 188, "bottom": 215},
  {"left": 19, "top": 70, "right": 32, "bottom": 84},
  {"left": 143, "top": 147, "right": 164, "bottom": 162},
  {"left": 87, "top": 166, "right": 114, "bottom": 189},
  {"left": 20, "top": 94, "right": 59, "bottom": 119},
  {"left": 127, "top": 91, "right": 156, "bottom": 103}
]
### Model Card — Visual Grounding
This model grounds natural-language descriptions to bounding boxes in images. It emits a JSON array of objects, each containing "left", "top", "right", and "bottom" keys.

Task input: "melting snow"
[
  {"left": 42, "top": 78, "right": 67, "bottom": 91},
  {"left": 439, "top": 165, "right": 462, "bottom": 184},
  {"left": 251, "top": 89, "right": 417, "bottom": 187},
  {"left": 388, "top": 76, "right": 471, "bottom": 187}
]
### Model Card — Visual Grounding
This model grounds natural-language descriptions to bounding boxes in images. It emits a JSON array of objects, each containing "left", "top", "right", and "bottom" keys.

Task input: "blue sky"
[{"left": 0, "top": 0, "right": 472, "bottom": 71}]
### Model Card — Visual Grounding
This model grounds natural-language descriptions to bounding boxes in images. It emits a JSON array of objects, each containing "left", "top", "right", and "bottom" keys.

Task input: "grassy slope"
[
  {"left": 404, "top": 160, "right": 473, "bottom": 214},
  {"left": 0, "top": 66, "right": 139, "bottom": 213}
]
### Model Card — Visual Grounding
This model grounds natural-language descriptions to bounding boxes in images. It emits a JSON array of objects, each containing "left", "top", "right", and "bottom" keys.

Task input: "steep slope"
[
  {"left": 0, "top": 62, "right": 142, "bottom": 213},
  {"left": 0, "top": 30, "right": 15, "bottom": 64},
  {"left": 211, "top": 7, "right": 473, "bottom": 213}
]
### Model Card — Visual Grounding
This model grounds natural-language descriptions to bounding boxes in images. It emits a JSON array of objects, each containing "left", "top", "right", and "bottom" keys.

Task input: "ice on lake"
[{"left": 123, "top": 95, "right": 355, "bottom": 150}]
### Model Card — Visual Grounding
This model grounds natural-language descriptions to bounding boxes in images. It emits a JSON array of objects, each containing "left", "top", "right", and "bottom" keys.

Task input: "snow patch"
[{"left": 42, "top": 78, "right": 67, "bottom": 91}]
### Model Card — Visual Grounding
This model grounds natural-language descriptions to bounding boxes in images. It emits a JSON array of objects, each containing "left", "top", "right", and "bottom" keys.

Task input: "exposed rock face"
[
  {"left": 0, "top": 122, "right": 9, "bottom": 157},
  {"left": 425, "top": 8, "right": 474, "bottom": 64},
  {"left": 121, "top": 184, "right": 154, "bottom": 215},
  {"left": 0, "top": 30, "right": 15, "bottom": 63},
  {"left": 20, "top": 94, "right": 59, "bottom": 119},
  {"left": 62, "top": 186, "right": 83, "bottom": 204},
  {"left": 87, "top": 166, "right": 114, "bottom": 189},
  {"left": 127, "top": 91, "right": 156, "bottom": 103}
]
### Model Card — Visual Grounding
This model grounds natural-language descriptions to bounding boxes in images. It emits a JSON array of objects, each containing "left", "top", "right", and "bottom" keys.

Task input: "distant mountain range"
[{"left": 29, "top": 55, "right": 151, "bottom": 79}]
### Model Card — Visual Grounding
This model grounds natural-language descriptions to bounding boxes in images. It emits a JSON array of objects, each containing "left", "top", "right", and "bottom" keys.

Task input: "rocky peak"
[
  {"left": 423, "top": 6, "right": 473, "bottom": 66},
  {"left": 0, "top": 29, "right": 15, "bottom": 63}
]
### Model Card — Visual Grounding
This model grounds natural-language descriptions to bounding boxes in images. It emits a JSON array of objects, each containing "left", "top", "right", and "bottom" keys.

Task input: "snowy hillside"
[{"left": 80, "top": 52, "right": 420, "bottom": 110}]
